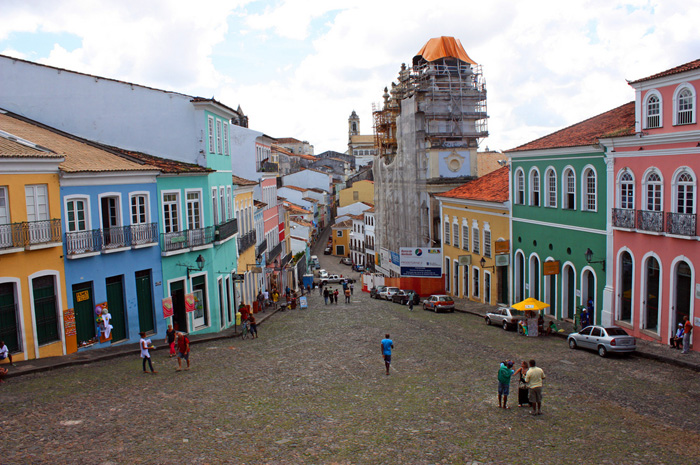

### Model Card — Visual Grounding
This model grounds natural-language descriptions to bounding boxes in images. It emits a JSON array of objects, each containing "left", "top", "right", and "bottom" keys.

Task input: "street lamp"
[
  {"left": 584, "top": 248, "right": 605, "bottom": 272},
  {"left": 480, "top": 257, "right": 495, "bottom": 271},
  {"left": 181, "top": 254, "right": 205, "bottom": 278}
]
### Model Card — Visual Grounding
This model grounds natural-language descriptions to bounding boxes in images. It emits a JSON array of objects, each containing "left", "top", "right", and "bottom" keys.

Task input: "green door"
[
  {"left": 135, "top": 270, "right": 154, "bottom": 333},
  {"left": 0, "top": 283, "right": 20, "bottom": 352},
  {"left": 106, "top": 276, "right": 127, "bottom": 342},
  {"left": 32, "top": 276, "right": 59, "bottom": 345},
  {"left": 72, "top": 282, "right": 95, "bottom": 344}
]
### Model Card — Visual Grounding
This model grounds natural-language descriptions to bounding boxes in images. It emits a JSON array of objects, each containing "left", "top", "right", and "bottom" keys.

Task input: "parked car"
[
  {"left": 391, "top": 290, "right": 420, "bottom": 305},
  {"left": 317, "top": 270, "right": 329, "bottom": 279},
  {"left": 378, "top": 286, "right": 400, "bottom": 300},
  {"left": 567, "top": 325, "right": 636, "bottom": 357},
  {"left": 314, "top": 262, "right": 321, "bottom": 270},
  {"left": 323, "top": 247, "right": 332, "bottom": 255},
  {"left": 340, "top": 257, "right": 352, "bottom": 265},
  {"left": 423, "top": 295, "right": 455, "bottom": 312},
  {"left": 485, "top": 307, "right": 526, "bottom": 331},
  {"left": 352, "top": 264, "right": 365, "bottom": 272},
  {"left": 320, "top": 274, "right": 354, "bottom": 285},
  {"left": 370, "top": 285, "right": 387, "bottom": 299}
]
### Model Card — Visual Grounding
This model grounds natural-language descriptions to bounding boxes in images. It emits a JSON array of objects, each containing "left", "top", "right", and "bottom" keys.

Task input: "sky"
[{"left": 1, "top": 0, "right": 699, "bottom": 154}]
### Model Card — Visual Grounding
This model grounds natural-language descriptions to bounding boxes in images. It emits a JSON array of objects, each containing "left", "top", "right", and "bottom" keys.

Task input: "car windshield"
[
  {"left": 605, "top": 327, "right": 629, "bottom": 336},
  {"left": 509, "top": 309, "right": 525, "bottom": 317},
  {"left": 438, "top": 296, "right": 452, "bottom": 302}
]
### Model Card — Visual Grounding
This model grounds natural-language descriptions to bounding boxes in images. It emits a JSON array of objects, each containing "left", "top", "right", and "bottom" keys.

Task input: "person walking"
[
  {"left": 350, "top": 282, "right": 354, "bottom": 295},
  {"left": 323, "top": 287, "right": 329, "bottom": 305},
  {"left": 524, "top": 359, "right": 545, "bottom": 415},
  {"left": 497, "top": 360, "right": 515, "bottom": 408},
  {"left": 165, "top": 324, "right": 176, "bottom": 358},
  {"left": 175, "top": 332, "right": 191, "bottom": 371},
  {"left": 333, "top": 289, "right": 339, "bottom": 304},
  {"left": 682, "top": 315, "right": 693, "bottom": 354},
  {"left": 139, "top": 332, "right": 157, "bottom": 374},
  {"left": 381, "top": 334, "right": 394, "bottom": 375},
  {"left": 249, "top": 314, "right": 258, "bottom": 339},
  {"left": 344, "top": 288, "right": 351, "bottom": 303},
  {"left": 408, "top": 292, "right": 415, "bottom": 311}
]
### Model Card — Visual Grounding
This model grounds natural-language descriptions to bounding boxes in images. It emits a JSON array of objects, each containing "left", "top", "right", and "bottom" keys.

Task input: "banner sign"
[
  {"left": 400, "top": 247, "right": 442, "bottom": 278},
  {"left": 495, "top": 240, "right": 510, "bottom": 254},
  {"left": 299, "top": 296, "right": 308, "bottom": 309},
  {"left": 64, "top": 308, "right": 76, "bottom": 337},
  {"left": 185, "top": 293, "right": 196, "bottom": 313},
  {"left": 458, "top": 255, "right": 472, "bottom": 266},
  {"left": 543, "top": 260, "right": 560, "bottom": 276},
  {"left": 162, "top": 297, "right": 173, "bottom": 319},
  {"left": 390, "top": 251, "right": 400, "bottom": 266}
]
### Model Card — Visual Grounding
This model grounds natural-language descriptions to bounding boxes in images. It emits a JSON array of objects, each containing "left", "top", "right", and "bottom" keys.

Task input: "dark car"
[
  {"left": 370, "top": 285, "right": 386, "bottom": 299},
  {"left": 352, "top": 264, "right": 365, "bottom": 272},
  {"left": 391, "top": 290, "right": 420, "bottom": 305},
  {"left": 323, "top": 247, "right": 332, "bottom": 255}
]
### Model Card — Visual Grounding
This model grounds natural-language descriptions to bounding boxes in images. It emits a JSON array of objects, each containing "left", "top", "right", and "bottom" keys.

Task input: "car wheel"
[
  {"left": 423, "top": 303, "right": 427, "bottom": 311},
  {"left": 502, "top": 321, "right": 508, "bottom": 331},
  {"left": 485, "top": 317, "right": 491, "bottom": 325},
  {"left": 598, "top": 345, "right": 608, "bottom": 357},
  {"left": 568, "top": 338, "right": 577, "bottom": 350}
]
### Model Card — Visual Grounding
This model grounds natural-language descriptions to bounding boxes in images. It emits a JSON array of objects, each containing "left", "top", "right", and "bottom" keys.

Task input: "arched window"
[
  {"left": 515, "top": 169, "right": 525, "bottom": 205},
  {"left": 676, "top": 87, "right": 695, "bottom": 125},
  {"left": 675, "top": 170, "right": 695, "bottom": 214},
  {"left": 583, "top": 168, "right": 597, "bottom": 211},
  {"left": 529, "top": 168, "right": 540, "bottom": 206},
  {"left": 563, "top": 168, "right": 576, "bottom": 210},
  {"left": 644, "top": 171, "right": 663, "bottom": 211},
  {"left": 645, "top": 93, "right": 661, "bottom": 128},
  {"left": 545, "top": 168, "right": 557, "bottom": 207},
  {"left": 619, "top": 171, "right": 634, "bottom": 209}
]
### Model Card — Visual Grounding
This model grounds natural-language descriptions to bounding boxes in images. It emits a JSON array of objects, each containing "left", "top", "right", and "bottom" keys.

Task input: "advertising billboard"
[{"left": 400, "top": 247, "right": 442, "bottom": 278}]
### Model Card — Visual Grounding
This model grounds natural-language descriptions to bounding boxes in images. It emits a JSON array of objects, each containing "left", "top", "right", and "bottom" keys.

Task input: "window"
[
  {"left": 187, "top": 191, "right": 202, "bottom": 229},
  {"left": 444, "top": 221, "right": 450, "bottom": 245},
  {"left": 529, "top": 169, "right": 540, "bottom": 206},
  {"left": 646, "top": 93, "right": 661, "bottom": 128},
  {"left": 337, "top": 230, "right": 343, "bottom": 237},
  {"left": 484, "top": 228, "right": 491, "bottom": 258},
  {"left": 216, "top": 120, "right": 223, "bottom": 154},
  {"left": 563, "top": 168, "right": 576, "bottom": 210},
  {"left": 453, "top": 220, "right": 459, "bottom": 247},
  {"left": 472, "top": 222, "right": 479, "bottom": 254},
  {"left": 66, "top": 198, "right": 87, "bottom": 232},
  {"left": 676, "top": 87, "right": 695, "bottom": 125},
  {"left": 211, "top": 188, "right": 218, "bottom": 226},
  {"left": 226, "top": 186, "right": 233, "bottom": 221},
  {"left": 162, "top": 193, "right": 179, "bottom": 233},
  {"left": 675, "top": 171, "right": 695, "bottom": 214},
  {"left": 472, "top": 267, "right": 480, "bottom": 298},
  {"left": 546, "top": 168, "right": 557, "bottom": 207},
  {"left": 353, "top": 191, "right": 359, "bottom": 201},
  {"left": 131, "top": 194, "right": 148, "bottom": 225},
  {"left": 583, "top": 168, "right": 597, "bottom": 211},
  {"left": 445, "top": 257, "right": 450, "bottom": 292},
  {"left": 620, "top": 171, "right": 634, "bottom": 209},
  {"left": 223, "top": 123, "right": 229, "bottom": 156},
  {"left": 0, "top": 186, "right": 8, "bottom": 225},
  {"left": 462, "top": 223, "right": 469, "bottom": 251},
  {"left": 645, "top": 171, "right": 662, "bottom": 211},
  {"left": 219, "top": 187, "right": 226, "bottom": 223},
  {"left": 208, "top": 116, "right": 215, "bottom": 153},
  {"left": 515, "top": 169, "right": 525, "bottom": 205},
  {"left": 25, "top": 184, "right": 49, "bottom": 222}
]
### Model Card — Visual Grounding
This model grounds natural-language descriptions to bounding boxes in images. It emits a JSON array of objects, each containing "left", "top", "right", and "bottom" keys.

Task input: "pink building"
[{"left": 604, "top": 59, "right": 700, "bottom": 351}]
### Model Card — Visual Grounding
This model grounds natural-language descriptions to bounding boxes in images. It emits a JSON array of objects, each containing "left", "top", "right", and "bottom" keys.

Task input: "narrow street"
[{"left": 2, "top": 249, "right": 700, "bottom": 464}]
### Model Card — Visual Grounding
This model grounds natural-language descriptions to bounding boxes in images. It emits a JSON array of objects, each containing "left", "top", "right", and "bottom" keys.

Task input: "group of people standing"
[
  {"left": 671, "top": 315, "right": 693, "bottom": 353},
  {"left": 138, "top": 324, "right": 192, "bottom": 374},
  {"left": 497, "top": 359, "right": 546, "bottom": 416}
]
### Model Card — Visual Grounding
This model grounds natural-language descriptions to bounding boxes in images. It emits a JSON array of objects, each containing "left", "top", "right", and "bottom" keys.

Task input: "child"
[
  {"left": 165, "top": 325, "right": 176, "bottom": 357},
  {"left": 139, "top": 332, "right": 157, "bottom": 374},
  {"left": 498, "top": 360, "right": 515, "bottom": 408}
]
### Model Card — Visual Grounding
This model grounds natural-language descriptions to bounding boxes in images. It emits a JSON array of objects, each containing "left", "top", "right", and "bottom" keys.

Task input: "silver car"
[
  {"left": 567, "top": 325, "right": 636, "bottom": 357},
  {"left": 485, "top": 307, "right": 525, "bottom": 330}
]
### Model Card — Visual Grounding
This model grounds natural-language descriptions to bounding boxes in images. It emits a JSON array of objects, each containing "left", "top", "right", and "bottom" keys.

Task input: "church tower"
[{"left": 348, "top": 110, "right": 360, "bottom": 141}]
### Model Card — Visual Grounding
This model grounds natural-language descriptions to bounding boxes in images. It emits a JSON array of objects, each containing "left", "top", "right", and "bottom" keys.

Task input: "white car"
[
  {"left": 378, "top": 287, "right": 400, "bottom": 300},
  {"left": 317, "top": 270, "right": 328, "bottom": 279}
]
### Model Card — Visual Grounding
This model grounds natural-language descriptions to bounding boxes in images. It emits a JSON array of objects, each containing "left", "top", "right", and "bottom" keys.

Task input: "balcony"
[
  {"left": 238, "top": 230, "right": 256, "bottom": 253},
  {"left": 267, "top": 241, "right": 283, "bottom": 262},
  {"left": 636, "top": 210, "right": 664, "bottom": 233},
  {"left": 161, "top": 226, "right": 214, "bottom": 254},
  {"left": 666, "top": 212, "right": 697, "bottom": 236},
  {"left": 0, "top": 219, "right": 62, "bottom": 253},
  {"left": 66, "top": 223, "right": 159, "bottom": 257},
  {"left": 258, "top": 161, "right": 278, "bottom": 173},
  {"left": 256, "top": 238, "right": 268, "bottom": 258},
  {"left": 280, "top": 252, "right": 292, "bottom": 268},
  {"left": 612, "top": 208, "right": 635, "bottom": 229},
  {"left": 215, "top": 218, "right": 238, "bottom": 243}
]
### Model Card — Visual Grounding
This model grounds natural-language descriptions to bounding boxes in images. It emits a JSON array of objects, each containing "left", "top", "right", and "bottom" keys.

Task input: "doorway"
[
  {"left": 135, "top": 270, "right": 154, "bottom": 333},
  {"left": 619, "top": 252, "right": 633, "bottom": 322},
  {"left": 105, "top": 275, "right": 127, "bottom": 341},
  {"left": 170, "top": 280, "right": 187, "bottom": 332},
  {"left": 563, "top": 265, "right": 575, "bottom": 319},
  {"left": 674, "top": 261, "right": 692, "bottom": 329},
  {"left": 72, "top": 281, "right": 95, "bottom": 344},
  {"left": 497, "top": 266, "right": 509, "bottom": 305},
  {"left": 644, "top": 257, "right": 660, "bottom": 331}
]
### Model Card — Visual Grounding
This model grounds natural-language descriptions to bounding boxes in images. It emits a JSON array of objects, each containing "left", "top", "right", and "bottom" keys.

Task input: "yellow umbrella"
[{"left": 511, "top": 297, "right": 550, "bottom": 311}]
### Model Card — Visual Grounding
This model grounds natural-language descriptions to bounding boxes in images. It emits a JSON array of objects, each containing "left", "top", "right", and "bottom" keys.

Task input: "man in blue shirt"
[{"left": 381, "top": 334, "right": 394, "bottom": 375}]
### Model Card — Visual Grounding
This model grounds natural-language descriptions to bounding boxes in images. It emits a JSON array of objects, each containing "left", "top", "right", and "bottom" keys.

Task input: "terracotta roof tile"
[
  {"left": 283, "top": 201, "right": 311, "bottom": 214},
  {"left": 276, "top": 137, "right": 302, "bottom": 144},
  {"left": 438, "top": 166, "right": 510, "bottom": 203},
  {"left": 0, "top": 134, "right": 60, "bottom": 158},
  {"left": 232, "top": 174, "right": 257, "bottom": 186},
  {"left": 506, "top": 102, "right": 635, "bottom": 152},
  {"left": 283, "top": 185, "right": 308, "bottom": 192},
  {"left": 254, "top": 200, "right": 267, "bottom": 208},
  {"left": 332, "top": 220, "right": 353, "bottom": 229},
  {"left": 105, "top": 147, "right": 211, "bottom": 174},
  {"left": 629, "top": 59, "right": 700, "bottom": 85}
]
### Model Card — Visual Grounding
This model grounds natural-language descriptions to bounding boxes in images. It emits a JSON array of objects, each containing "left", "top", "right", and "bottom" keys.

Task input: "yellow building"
[
  {"left": 331, "top": 220, "right": 352, "bottom": 257},
  {"left": 233, "top": 175, "right": 258, "bottom": 308},
  {"left": 338, "top": 180, "right": 374, "bottom": 207},
  {"left": 0, "top": 133, "right": 68, "bottom": 361},
  {"left": 435, "top": 167, "right": 510, "bottom": 306}
]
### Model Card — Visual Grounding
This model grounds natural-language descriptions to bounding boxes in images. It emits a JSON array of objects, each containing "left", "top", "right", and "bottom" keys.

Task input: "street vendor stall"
[{"left": 511, "top": 298, "right": 550, "bottom": 337}]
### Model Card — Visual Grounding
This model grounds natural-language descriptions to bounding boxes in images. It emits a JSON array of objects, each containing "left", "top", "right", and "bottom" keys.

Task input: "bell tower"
[{"left": 348, "top": 110, "right": 360, "bottom": 140}]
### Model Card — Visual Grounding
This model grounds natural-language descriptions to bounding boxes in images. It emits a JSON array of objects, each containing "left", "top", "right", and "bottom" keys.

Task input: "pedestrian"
[
  {"left": 272, "top": 289, "right": 279, "bottom": 309},
  {"left": 319, "top": 282, "right": 324, "bottom": 296},
  {"left": 0, "top": 340, "right": 15, "bottom": 366},
  {"left": 323, "top": 287, "right": 329, "bottom": 305},
  {"left": 497, "top": 360, "right": 515, "bottom": 408},
  {"left": 408, "top": 292, "right": 415, "bottom": 311},
  {"left": 257, "top": 290, "right": 264, "bottom": 311},
  {"left": 344, "top": 288, "right": 351, "bottom": 303},
  {"left": 671, "top": 323, "right": 684, "bottom": 349},
  {"left": 333, "top": 289, "right": 339, "bottom": 304},
  {"left": 139, "top": 332, "right": 157, "bottom": 374},
  {"left": 175, "top": 332, "right": 191, "bottom": 371},
  {"left": 513, "top": 361, "right": 530, "bottom": 407},
  {"left": 285, "top": 286, "right": 291, "bottom": 300},
  {"left": 681, "top": 315, "right": 693, "bottom": 354},
  {"left": 524, "top": 359, "right": 545, "bottom": 415},
  {"left": 350, "top": 282, "right": 354, "bottom": 295},
  {"left": 165, "top": 324, "right": 176, "bottom": 358},
  {"left": 381, "top": 333, "right": 394, "bottom": 375},
  {"left": 249, "top": 314, "right": 258, "bottom": 338},
  {"left": 263, "top": 289, "right": 270, "bottom": 309}
]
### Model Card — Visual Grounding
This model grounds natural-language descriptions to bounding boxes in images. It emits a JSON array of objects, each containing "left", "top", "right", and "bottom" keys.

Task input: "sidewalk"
[
  {"left": 451, "top": 296, "right": 700, "bottom": 372},
  {"left": 1, "top": 307, "right": 280, "bottom": 380}
]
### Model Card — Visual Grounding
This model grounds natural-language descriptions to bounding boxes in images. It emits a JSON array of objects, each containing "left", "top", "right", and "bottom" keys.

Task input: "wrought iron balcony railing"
[
  {"left": 187, "top": 226, "right": 215, "bottom": 248},
  {"left": 215, "top": 218, "right": 238, "bottom": 242},
  {"left": 66, "top": 223, "right": 158, "bottom": 256},
  {"left": 0, "top": 222, "right": 24, "bottom": 250},
  {"left": 102, "top": 225, "right": 130, "bottom": 250},
  {"left": 256, "top": 238, "right": 268, "bottom": 258},
  {"left": 636, "top": 210, "right": 664, "bottom": 233},
  {"left": 280, "top": 252, "right": 292, "bottom": 268},
  {"left": 161, "top": 226, "right": 215, "bottom": 253},
  {"left": 666, "top": 212, "right": 697, "bottom": 236},
  {"left": 66, "top": 229, "right": 102, "bottom": 255},
  {"left": 238, "top": 230, "right": 256, "bottom": 253},
  {"left": 0, "top": 219, "right": 61, "bottom": 252},
  {"left": 612, "top": 208, "right": 635, "bottom": 229},
  {"left": 267, "top": 241, "right": 283, "bottom": 262},
  {"left": 258, "top": 161, "right": 278, "bottom": 173},
  {"left": 130, "top": 223, "right": 159, "bottom": 246}
]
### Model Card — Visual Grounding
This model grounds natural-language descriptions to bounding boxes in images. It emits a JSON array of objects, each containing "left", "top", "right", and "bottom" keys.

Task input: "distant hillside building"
[{"left": 348, "top": 110, "right": 376, "bottom": 167}]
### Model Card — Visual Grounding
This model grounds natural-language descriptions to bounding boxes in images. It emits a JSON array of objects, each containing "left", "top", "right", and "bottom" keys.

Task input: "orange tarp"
[{"left": 415, "top": 36, "right": 476, "bottom": 65}]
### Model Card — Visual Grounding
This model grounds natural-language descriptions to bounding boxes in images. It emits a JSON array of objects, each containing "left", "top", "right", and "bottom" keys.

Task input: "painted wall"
[{"left": 339, "top": 180, "right": 374, "bottom": 207}]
